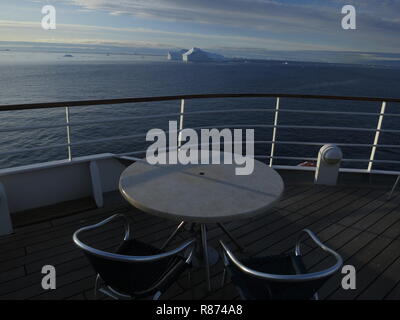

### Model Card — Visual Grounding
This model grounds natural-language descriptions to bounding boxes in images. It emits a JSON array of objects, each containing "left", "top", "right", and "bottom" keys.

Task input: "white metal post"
[
  {"left": 269, "top": 97, "right": 280, "bottom": 167},
  {"left": 65, "top": 107, "right": 72, "bottom": 161},
  {"left": 368, "top": 101, "right": 386, "bottom": 172},
  {"left": 178, "top": 99, "right": 185, "bottom": 148}
]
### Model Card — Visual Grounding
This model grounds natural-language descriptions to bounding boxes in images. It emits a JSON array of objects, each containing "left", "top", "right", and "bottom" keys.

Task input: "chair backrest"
[
  {"left": 73, "top": 214, "right": 194, "bottom": 296},
  {"left": 220, "top": 229, "right": 343, "bottom": 300}
]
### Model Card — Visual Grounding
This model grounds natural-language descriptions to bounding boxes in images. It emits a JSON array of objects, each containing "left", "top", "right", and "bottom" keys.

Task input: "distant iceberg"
[
  {"left": 167, "top": 49, "right": 187, "bottom": 60},
  {"left": 167, "top": 47, "right": 226, "bottom": 62},
  {"left": 182, "top": 47, "right": 225, "bottom": 62}
]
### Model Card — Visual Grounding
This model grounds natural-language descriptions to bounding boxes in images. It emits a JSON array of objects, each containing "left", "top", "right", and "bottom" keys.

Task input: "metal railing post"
[
  {"left": 269, "top": 97, "right": 280, "bottom": 167},
  {"left": 65, "top": 106, "right": 72, "bottom": 161},
  {"left": 178, "top": 99, "right": 185, "bottom": 148},
  {"left": 368, "top": 101, "right": 386, "bottom": 172}
]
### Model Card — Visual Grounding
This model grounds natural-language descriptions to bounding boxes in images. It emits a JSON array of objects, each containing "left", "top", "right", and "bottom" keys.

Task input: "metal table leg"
[
  {"left": 218, "top": 223, "right": 246, "bottom": 252},
  {"left": 161, "top": 221, "right": 185, "bottom": 249},
  {"left": 388, "top": 175, "right": 400, "bottom": 200},
  {"left": 201, "top": 224, "right": 212, "bottom": 291},
  {"left": 165, "top": 222, "right": 219, "bottom": 292}
]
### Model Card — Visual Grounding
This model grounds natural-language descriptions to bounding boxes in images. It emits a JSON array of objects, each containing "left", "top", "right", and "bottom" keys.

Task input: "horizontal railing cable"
[
  {"left": 0, "top": 93, "right": 399, "bottom": 172},
  {"left": 1, "top": 93, "right": 400, "bottom": 112}
]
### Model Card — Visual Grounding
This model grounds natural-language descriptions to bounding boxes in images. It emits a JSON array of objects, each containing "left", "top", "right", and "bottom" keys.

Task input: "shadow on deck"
[{"left": 1, "top": 179, "right": 400, "bottom": 300}]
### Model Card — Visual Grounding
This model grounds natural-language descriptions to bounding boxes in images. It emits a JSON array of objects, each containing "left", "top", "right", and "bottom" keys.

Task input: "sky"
[{"left": 0, "top": 0, "right": 399, "bottom": 63}]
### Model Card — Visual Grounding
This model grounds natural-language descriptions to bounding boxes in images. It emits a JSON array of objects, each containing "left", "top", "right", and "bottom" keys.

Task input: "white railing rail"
[
  {"left": 0, "top": 93, "right": 399, "bottom": 173},
  {"left": 368, "top": 101, "right": 387, "bottom": 172},
  {"left": 269, "top": 97, "right": 280, "bottom": 167},
  {"left": 178, "top": 99, "right": 185, "bottom": 148},
  {"left": 65, "top": 106, "right": 72, "bottom": 161}
]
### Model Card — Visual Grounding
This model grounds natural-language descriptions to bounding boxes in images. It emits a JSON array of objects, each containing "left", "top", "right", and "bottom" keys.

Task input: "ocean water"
[{"left": 0, "top": 51, "right": 399, "bottom": 170}]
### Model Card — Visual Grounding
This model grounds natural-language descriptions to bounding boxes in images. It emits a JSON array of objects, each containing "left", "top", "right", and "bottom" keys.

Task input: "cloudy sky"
[{"left": 0, "top": 0, "right": 399, "bottom": 62}]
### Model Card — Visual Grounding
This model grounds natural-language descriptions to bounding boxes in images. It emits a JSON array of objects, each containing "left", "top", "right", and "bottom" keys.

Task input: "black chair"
[
  {"left": 73, "top": 214, "right": 195, "bottom": 300},
  {"left": 220, "top": 229, "right": 343, "bottom": 300}
]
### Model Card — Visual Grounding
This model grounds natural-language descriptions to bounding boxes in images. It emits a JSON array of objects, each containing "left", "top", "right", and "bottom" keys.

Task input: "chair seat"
[
  {"left": 99, "top": 239, "right": 188, "bottom": 297},
  {"left": 74, "top": 214, "right": 195, "bottom": 300},
  {"left": 228, "top": 253, "right": 320, "bottom": 300},
  {"left": 117, "top": 239, "right": 165, "bottom": 256}
]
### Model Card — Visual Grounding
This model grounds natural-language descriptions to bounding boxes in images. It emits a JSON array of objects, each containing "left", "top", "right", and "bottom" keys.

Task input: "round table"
[{"left": 119, "top": 152, "right": 284, "bottom": 290}]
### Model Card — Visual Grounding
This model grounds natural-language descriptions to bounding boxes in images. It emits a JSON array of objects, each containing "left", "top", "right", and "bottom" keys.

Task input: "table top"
[{"left": 119, "top": 152, "right": 284, "bottom": 223}]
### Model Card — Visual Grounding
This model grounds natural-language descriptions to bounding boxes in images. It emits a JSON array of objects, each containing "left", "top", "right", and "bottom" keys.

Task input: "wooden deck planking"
[{"left": 0, "top": 183, "right": 399, "bottom": 300}]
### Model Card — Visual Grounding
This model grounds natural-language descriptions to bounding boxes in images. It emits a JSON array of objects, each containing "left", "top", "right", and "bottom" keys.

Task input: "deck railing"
[{"left": 0, "top": 93, "right": 399, "bottom": 174}]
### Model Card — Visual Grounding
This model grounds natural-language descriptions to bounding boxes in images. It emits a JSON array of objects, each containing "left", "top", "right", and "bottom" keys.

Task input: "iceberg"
[
  {"left": 182, "top": 47, "right": 225, "bottom": 62},
  {"left": 167, "top": 49, "right": 187, "bottom": 60}
]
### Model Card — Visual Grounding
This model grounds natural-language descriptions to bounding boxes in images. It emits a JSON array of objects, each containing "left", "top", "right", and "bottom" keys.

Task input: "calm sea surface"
[{"left": 0, "top": 51, "right": 399, "bottom": 170}]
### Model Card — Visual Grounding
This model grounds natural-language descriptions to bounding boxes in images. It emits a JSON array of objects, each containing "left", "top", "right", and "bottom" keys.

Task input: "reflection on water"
[{"left": 0, "top": 52, "right": 399, "bottom": 170}]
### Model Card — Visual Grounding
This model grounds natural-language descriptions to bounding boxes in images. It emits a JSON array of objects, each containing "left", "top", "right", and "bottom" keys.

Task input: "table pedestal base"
[
  {"left": 161, "top": 221, "right": 245, "bottom": 292},
  {"left": 192, "top": 246, "right": 219, "bottom": 268}
]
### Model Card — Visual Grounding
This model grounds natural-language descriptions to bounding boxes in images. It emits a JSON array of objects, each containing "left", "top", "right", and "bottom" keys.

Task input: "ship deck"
[{"left": 1, "top": 175, "right": 400, "bottom": 300}]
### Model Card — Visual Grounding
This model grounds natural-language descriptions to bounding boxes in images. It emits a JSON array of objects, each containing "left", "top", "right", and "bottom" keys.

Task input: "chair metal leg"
[
  {"left": 99, "top": 287, "right": 121, "bottom": 300},
  {"left": 153, "top": 291, "right": 162, "bottom": 300},
  {"left": 388, "top": 175, "right": 400, "bottom": 200},
  {"left": 161, "top": 221, "right": 185, "bottom": 250},
  {"left": 94, "top": 274, "right": 101, "bottom": 300},
  {"left": 221, "top": 268, "right": 227, "bottom": 289},
  {"left": 201, "top": 224, "right": 212, "bottom": 292},
  {"left": 218, "top": 223, "right": 246, "bottom": 252}
]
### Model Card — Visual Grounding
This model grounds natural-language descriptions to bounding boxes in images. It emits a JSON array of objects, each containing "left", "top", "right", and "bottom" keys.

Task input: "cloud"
[
  {"left": 0, "top": 19, "right": 341, "bottom": 51},
  {"left": 60, "top": 0, "right": 339, "bottom": 32},
  {"left": 60, "top": 1, "right": 399, "bottom": 33},
  {"left": 42, "top": 0, "right": 399, "bottom": 52},
  {"left": 4, "top": 1, "right": 398, "bottom": 55}
]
